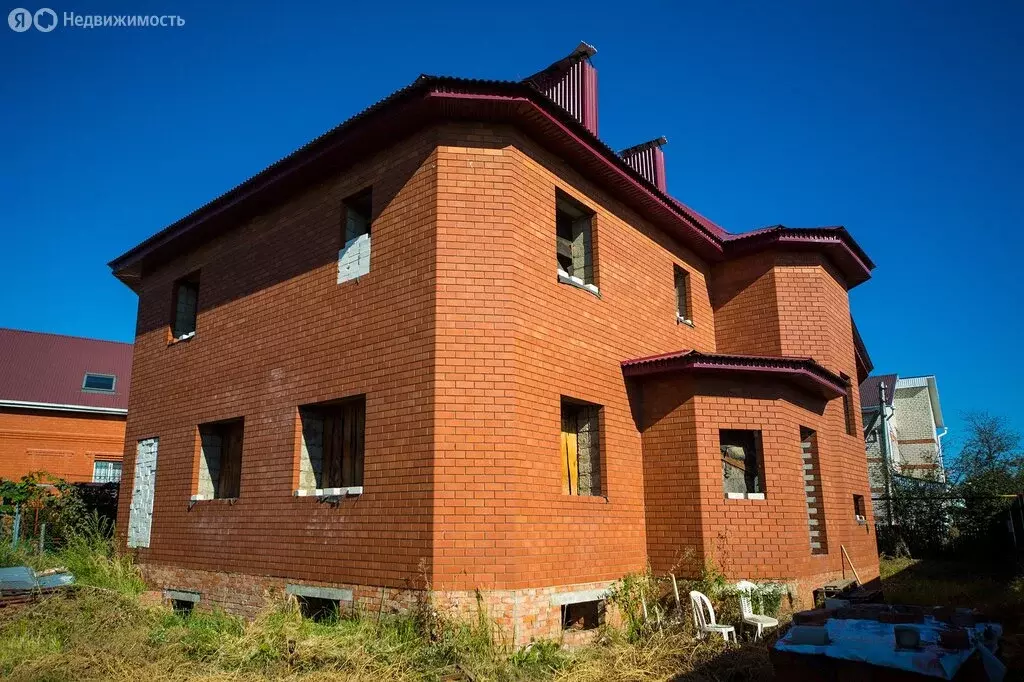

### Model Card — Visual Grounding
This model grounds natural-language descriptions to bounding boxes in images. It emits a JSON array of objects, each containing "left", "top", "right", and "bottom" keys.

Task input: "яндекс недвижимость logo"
[
  {"left": 8, "top": 7, "right": 57, "bottom": 31},
  {"left": 8, "top": 8, "right": 184, "bottom": 31}
]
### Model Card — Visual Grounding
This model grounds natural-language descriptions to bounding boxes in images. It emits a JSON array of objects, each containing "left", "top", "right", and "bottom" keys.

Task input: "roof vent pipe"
[
  {"left": 524, "top": 42, "right": 599, "bottom": 136},
  {"left": 620, "top": 137, "right": 668, "bottom": 192}
]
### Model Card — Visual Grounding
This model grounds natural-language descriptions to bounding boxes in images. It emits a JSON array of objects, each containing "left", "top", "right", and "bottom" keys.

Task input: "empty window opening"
[
  {"left": 555, "top": 192, "right": 595, "bottom": 286},
  {"left": 720, "top": 429, "right": 764, "bottom": 496},
  {"left": 82, "top": 373, "right": 116, "bottom": 392},
  {"left": 801, "top": 427, "right": 829, "bottom": 555},
  {"left": 171, "top": 599, "right": 195, "bottom": 617},
  {"left": 674, "top": 265, "right": 691, "bottom": 323},
  {"left": 840, "top": 374, "right": 856, "bottom": 436},
  {"left": 560, "top": 399, "right": 602, "bottom": 496},
  {"left": 338, "top": 188, "right": 372, "bottom": 283},
  {"left": 197, "top": 419, "right": 244, "bottom": 499},
  {"left": 92, "top": 460, "right": 122, "bottom": 483},
  {"left": 853, "top": 494, "right": 866, "bottom": 521},
  {"left": 561, "top": 600, "right": 605, "bottom": 631},
  {"left": 299, "top": 397, "right": 366, "bottom": 491},
  {"left": 171, "top": 272, "right": 200, "bottom": 340},
  {"left": 298, "top": 596, "right": 340, "bottom": 623}
]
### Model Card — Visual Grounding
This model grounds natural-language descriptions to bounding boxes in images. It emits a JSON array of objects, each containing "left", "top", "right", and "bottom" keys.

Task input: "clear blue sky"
[{"left": 2, "top": 1, "right": 1022, "bottom": 449}]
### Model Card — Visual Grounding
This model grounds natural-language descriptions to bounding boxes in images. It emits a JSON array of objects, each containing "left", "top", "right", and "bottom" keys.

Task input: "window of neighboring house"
[
  {"left": 82, "top": 373, "right": 116, "bottom": 393},
  {"left": 92, "top": 460, "right": 122, "bottom": 483},
  {"left": 555, "top": 192, "right": 596, "bottom": 291},
  {"left": 561, "top": 600, "right": 605, "bottom": 631},
  {"left": 196, "top": 418, "right": 244, "bottom": 499},
  {"left": 674, "top": 265, "right": 692, "bottom": 324},
  {"left": 297, "top": 396, "right": 365, "bottom": 494},
  {"left": 560, "top": 398, "right": 602, "bottom": 496},
  {"left": 720, "top": 429, "right": 765, "bottom": 498},
  {"left": 853, "top": 494, "right": 866, "bottom": 522},
  {"left": 338, "top": 188, "right": 372, "bottom": 284},
  {"left": 840, "top": 374, "right": 856, "bottom": 436},
  {"left": 171, "top": 272, "right": 200, "bottom": 340}
]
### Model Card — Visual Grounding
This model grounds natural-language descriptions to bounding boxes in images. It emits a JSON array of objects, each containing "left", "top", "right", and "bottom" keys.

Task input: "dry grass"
[
  {"left": 0, "top": 543, "right": 777, "bottom": 682},
  {"left": 13, "top": 553, "right": 1022, "bottom": 680}
]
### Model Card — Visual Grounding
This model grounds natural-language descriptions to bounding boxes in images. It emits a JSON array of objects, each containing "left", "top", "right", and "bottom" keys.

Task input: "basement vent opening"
[
  {"left": 561, "top": 600, "right": 605, "bottom": 631},
  {"left": 298, "top": 596, "right": 340, "bottom": 623},
  {"left": 171, "top": 599, "right": 195, "bottom": 617}
]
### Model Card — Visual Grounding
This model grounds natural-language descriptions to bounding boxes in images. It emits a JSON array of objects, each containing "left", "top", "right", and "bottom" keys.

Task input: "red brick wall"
[
  {"left": 118, "top": 120, "right": 878, "bottom": 623},
  {"left": 711, "top": 252, "right": 781, "bottom": 355},
  {"left": 117, "top": 128, "right": 440, "bottom": 589},
  {"left": 431, "top": 124, "right": 717, "bottom": 591},
  {"left": 0, "top": 408, "right": 125, "bottom": 483}
]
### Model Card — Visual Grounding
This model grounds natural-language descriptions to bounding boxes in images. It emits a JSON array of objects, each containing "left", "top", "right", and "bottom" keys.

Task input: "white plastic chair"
[
  {"left": 736, "top": 580, "right": 779, "bottom": 641},
  {"left": 689, "top": 590, "right": 736, "bottom": 642}
]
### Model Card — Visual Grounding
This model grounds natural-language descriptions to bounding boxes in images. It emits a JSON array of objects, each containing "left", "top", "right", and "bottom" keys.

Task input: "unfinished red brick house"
[{"left": 110, "top": 44, "right": 879, "bottom": 641}]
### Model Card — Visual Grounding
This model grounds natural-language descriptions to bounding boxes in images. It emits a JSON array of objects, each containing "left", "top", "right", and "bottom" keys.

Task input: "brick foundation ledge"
[{"left": 139, "top": 563, "right": 620, "bottom": 645}]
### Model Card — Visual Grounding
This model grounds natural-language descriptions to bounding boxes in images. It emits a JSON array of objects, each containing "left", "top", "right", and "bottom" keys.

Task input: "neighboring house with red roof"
[
  {"left": 109, "top": 44, "right": 880, "bottom": 639},
  {"left": 0, "top": 328, "right": 132, "bottom": 484}
]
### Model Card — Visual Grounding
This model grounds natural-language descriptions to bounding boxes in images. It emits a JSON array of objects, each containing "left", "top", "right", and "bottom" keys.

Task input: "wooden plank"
[
  {"left": 563, "top": 411, "right": 579, "bottom": 495},
  {"left": 353, "top": 401, "right": 365, "bottom": 486},
  {"left": 341, "top": 403, "right": 355, "bottom": 487}
]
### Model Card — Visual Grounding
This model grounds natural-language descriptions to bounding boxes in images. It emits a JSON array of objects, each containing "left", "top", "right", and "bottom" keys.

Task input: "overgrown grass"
[{"left": 0, "top": 543, "right": 776, "bottom": 681}]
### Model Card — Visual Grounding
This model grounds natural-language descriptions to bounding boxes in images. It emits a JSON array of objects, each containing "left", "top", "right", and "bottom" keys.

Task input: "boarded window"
[
  {"left": 127, "top": 437, "right": 158, "bottom": 548},
  {"left": 171, "top": 272, "right": 200, "bottom": 340},
  {"left": 674, "top": 265, "right": 691, "bottom": 322},
  {"left": 555, "top": 192, "right": 595, "bottom": 285},
  {"left": 338, "top": 189, "right": 372, "bottom": 283},
  {"left": 561, "top": 399, "right": 601, "bottom": 496},
  {"left": 720, "top": 429, "right": 764, "bottom": 495},
  {"left": 198, "top": 419, "right": 244, "bottom": 499},
  {"left": 562, "top": 600, "right": 605, "bottom": 630},
  {"left": 801, "top": 427, "right": 828, "bottom": 554},
  {"left": 298, "top": 397, "right": 365, "bottom": 490}
]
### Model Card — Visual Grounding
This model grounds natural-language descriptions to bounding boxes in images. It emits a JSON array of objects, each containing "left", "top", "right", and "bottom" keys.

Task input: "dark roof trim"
[
  {"left": 109, "top": 76, "right": 874, "bottom": 291},
  {"left": 724, "top": 225, "right": 874, "bottom": 287},
  {"left": 622, "top": 350, "right": 848, "bottom": 399},
  {"left": 852, "top": 318, "right": 873, "bottom": 382},
  {"left": 619, "top": 136, "right": 668, "bottom": 156},
  {"left": 523, "top": 41, "right": 597, "bottom": 88}
]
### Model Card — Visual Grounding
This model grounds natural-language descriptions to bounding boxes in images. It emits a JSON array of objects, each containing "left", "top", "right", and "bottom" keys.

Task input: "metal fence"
[{"left": 874, "top": 482, "right": 1024, "bottom": 569}]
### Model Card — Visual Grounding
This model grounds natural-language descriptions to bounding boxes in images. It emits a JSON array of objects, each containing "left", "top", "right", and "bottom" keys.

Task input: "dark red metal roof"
[
  {"left": 622, "top": 349, "right": 848, "bottom": 399},
  {"left": 860, "top": 374, "right": 898, "bottom": 410},
  {"left": 0, "top": 328, "right": 132, "bottom": 414},
  {"left": 108, "top": 65, "right": 875, "bottom": 290}
]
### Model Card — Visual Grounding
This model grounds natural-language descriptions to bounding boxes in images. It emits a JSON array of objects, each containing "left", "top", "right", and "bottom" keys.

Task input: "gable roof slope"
[{"left": 0, "top": 328, "right": 132, "bottom": 414}]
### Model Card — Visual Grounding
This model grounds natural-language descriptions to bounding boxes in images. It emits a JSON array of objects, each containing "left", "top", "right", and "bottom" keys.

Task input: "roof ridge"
[{"left": 0, "top": 327, "right": 132, "bottom": 346}]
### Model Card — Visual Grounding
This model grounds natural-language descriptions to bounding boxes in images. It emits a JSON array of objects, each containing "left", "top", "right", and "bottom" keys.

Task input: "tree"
[{"left": 950, "top": 412, "right": 1024, "bottom": 491}]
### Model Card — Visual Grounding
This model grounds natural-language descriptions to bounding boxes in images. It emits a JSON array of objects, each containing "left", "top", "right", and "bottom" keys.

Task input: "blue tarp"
[
  {"left": 776, "top": 616, "right": 1004, "bottom": 681},
  {"left": 0, "top": 566, "right": 75, "bottom": 592}
]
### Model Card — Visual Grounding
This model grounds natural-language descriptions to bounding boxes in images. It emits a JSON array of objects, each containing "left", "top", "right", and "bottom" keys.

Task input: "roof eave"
[
  {"left": 0, "top": 399, "right": 128, "bottom": 416},
  {"left": 622, "top": 351, "right": 847, "bottom": 400}
]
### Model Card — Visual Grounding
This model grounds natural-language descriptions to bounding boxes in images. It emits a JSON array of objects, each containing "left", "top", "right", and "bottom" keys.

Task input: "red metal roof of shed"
[{"left": 0, "top": 328, "right": 132, "bottom": 414}]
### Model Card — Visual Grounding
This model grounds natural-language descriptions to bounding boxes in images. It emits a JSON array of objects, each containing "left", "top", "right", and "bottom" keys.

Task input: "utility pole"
[{"left": 878, "top": 381, "right": 895, "bottom": 527}]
